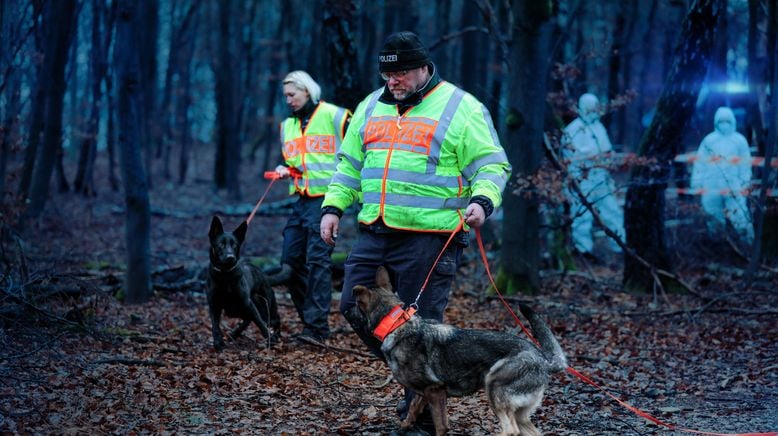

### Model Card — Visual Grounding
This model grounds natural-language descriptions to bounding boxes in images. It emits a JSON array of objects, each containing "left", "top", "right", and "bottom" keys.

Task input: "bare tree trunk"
[
  {"left": 0, "top": 1, "right": 26, "bottom": 200},
  {"left": 606, "top": 0, "right": 637, "bottom": 145},
  {"left": 747, "top": 0, "right": 766, "bottom": 153},
  {"left": 176, "top": 9, "right": 198, "bottom": 185},
  {"left": 106, "top": 69, "right": 119, "bottom": 192},
  {"left": 623, "top": 0, "right": 722, "bottom": 291},
  {"left": 26, "top": 0, "right": 78, "bottom": 218},
  {"left": 159, "top": 0, "right": 177, "bottom": 180},
  {"left": 635, "top": 0, "right": 659, "bottom": 141},
  {"left": 236, "top": 1, "right": 257, "bottom": 150},
  {"left": 75, "top": 0, "right": 111, "bottom": 196},
  {"left": 745, "top": 0, "right": 777, "bottom": 281},
  {"left": 161, "top": 1, "right": 199, "bottom": 183},
  {"left": 459, "top": 0, "right": 487, "bottom": 103},
  {"left": 213, "top": 1, "right": 241, "bottom": 200},
  {"left": 140, "top": 0, "right": 159, "bottom": 189},
  {"left": 18, "top": 21, "right": 46, "bottom": 199},
  {"left": 252, "top": 5, "right": 289, "bottom": 168},
  {"left": 115, "top": 0, "right": 152, "bottom": 304},
  {"left": 324, "top": 0, "right": 365, "bottom": 111},
  {"left": 498, "top": 0, "right": 554, "bottom": 293}
]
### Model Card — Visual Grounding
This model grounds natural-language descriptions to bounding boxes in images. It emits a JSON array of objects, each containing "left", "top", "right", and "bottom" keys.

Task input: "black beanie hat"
[{"left": 378, "top": 31, "right": 431, "bottom": 73}]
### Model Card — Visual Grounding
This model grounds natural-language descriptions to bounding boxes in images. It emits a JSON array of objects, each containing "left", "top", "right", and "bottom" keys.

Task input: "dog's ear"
[
  {"left": 352, "top": 285, "right": 371, "bottom": 311},
  {"left": 375, "top": 266, "right": 392, "bottom": 291},
  {"left": 234, "top": 221, "right": 248, "bottom": 244},
  {"left": 209, "top": 216, "right": 224, "bottom": 240}
]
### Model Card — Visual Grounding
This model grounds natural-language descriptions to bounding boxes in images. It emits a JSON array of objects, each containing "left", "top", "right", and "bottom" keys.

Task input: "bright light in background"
[
  {"left": 709, "top": 81, "right": 750, "bottom": 94},
  {"left": 723, "top": 81, "right": 749, "bottom": 94}
]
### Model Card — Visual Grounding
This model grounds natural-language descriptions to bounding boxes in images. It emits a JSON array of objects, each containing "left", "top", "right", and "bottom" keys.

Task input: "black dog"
[{"left": 207, "top": 216, "right": 281, "bottom": 351}]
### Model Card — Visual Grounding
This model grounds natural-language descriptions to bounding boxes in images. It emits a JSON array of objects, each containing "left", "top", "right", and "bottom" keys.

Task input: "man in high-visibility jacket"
[
  {"left": 275, "top": 70, "right": 351, "bottom": 342},
  {"left": 319, "top": 31, "right": 510, "bottom": 418}
]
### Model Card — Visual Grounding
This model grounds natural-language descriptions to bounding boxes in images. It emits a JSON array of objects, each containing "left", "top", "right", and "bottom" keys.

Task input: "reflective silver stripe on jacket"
[
  {"left": 305, "top": 162, "right": 337, "bottom": 172},
  {"left": 358, "top": 89, "right": 384, "bottom": 153},
  {"left": 426, "top": 86, "right": 465, "bottom": 173},
  {"left": 331, "top": 172, "right": 361, "bottom": 190},
  {"left": 361, "top": 168, "right": 460, "bottom": 189},
  {"left": 362, "top": 192, "right": 469, "bottom": 210}
]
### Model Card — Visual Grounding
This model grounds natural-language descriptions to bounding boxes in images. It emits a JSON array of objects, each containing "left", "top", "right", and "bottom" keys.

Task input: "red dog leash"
[
  {"left": 472, "top": 227, "right": 776, "bottom": 436},
  {"left": 246, "top": 168, "right": 304, "bottom": 225},
  {"left": 372, "top": 215, "right": 464, "bottom": 341}
]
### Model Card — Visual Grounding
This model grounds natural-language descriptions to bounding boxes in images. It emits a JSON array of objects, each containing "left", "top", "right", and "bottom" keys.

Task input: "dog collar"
[
  {"left": 211, "top": 264, "right": 238, "bottom": 273},
  {"left": 373, "top": 305, "right": 416, "bottom": 342}
]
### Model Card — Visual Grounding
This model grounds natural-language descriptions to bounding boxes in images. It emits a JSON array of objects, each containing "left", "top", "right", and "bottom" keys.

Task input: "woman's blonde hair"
[{"left": 283, "top": 70, "right": 321, "bottom": 104}]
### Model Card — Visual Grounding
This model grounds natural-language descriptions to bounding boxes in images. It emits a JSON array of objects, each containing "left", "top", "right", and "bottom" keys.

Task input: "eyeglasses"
[{"left": 380, "top": 70, "right": 410, "bottom": 81}]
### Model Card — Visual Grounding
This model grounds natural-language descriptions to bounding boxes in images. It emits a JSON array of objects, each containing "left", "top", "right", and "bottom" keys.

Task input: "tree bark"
[
  {"left": 213, "top": 0, "right": 241, "bottom": 199},
  {"left": 115, "top": 0, "right": 152, "bottom": 304},
  {"left": 746, "top": 0, "right": 766, "bottom": 154},
  {"left": 18, "top": 9, "right": 47, "bottom": 199},
  {"left": 175, "top": 8, "right": 199, "bottom": 185},
  {"left": 0, "top": 1, "right": 26, "bottom": 199},
  {"left": 26, "top": 0, "right": 78, "bottom": 218},
  {"left": 140, "top": 0, "right": 159, "bottom": 190},
  {"left": 745, "top": 0, "right": 777, "bottom": 279},
  {"left": 623, "top": 0, "right": 722, "bottom": 291},
  {"left": 498, "top": 0, "right": 554, "bottom": 293},
  {"left": 324, "top": 0, "right": 365, "bottom": 111},
  {"left": 606, "top": 0, "right": 637, "bottom": 145},
  {"left": 75, "top": 0, "right": 112, "bottom": 196}
]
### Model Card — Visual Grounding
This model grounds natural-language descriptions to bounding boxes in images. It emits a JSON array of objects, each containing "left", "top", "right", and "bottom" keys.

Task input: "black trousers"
[
  {"left": 339, "top": 228, "right": 462, "bottom": 358},
  {"left": 281, "top": 196, "right": 334, "bottom": 339}
]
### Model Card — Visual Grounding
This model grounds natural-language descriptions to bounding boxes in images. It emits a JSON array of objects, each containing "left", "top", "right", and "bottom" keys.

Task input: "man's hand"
[
  {"left": 275, "top": 165, "right": 290, "bottom": 179},
  {"left": 464, "top": 202, "right": 486, "bottom": 228},
  {"left": 320, "top": 213, "right": 341, "bottom": 246}
]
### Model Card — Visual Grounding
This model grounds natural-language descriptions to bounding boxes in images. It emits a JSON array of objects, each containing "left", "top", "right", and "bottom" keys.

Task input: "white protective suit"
[
  {"left": 690, "top": 107, "right": 753, "bottom": 242},
  {"left": 562, "top": 93, "right": 625, "bottom": 254}
]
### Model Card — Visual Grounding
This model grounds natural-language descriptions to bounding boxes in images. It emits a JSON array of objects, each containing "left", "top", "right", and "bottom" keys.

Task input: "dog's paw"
[{"left": 213, "top": 341, "right": 225, "bottom": 352}]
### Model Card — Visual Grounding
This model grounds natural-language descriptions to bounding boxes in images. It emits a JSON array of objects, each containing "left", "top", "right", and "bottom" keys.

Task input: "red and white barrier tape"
[
  {"left": 674, "top": 153, "right": 778, "bottom": 168},
  {"left": 666, "top": 187, "right": 778, "bottom": 197}
]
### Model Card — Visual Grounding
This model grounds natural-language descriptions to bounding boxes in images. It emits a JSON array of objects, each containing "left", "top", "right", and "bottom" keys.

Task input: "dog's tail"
[
  {"left": 519, "top": 304, "right": 567, "bottom": 372},
  {"left": 265, "top": 263, "right": 293, "bottom": 286}
]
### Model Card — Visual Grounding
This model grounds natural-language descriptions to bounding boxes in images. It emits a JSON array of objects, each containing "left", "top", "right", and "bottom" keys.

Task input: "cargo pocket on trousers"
[{"left": 433, "top": 247, "right": 459, "bottom": 278}]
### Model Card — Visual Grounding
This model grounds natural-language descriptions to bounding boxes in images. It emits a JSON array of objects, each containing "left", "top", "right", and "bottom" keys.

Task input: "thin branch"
[
  {"left": 0, "top": 286, "right": 98, "bottom": 336},
  {"left": 93, "top": 357, "right": 166, "bottom": 367}
]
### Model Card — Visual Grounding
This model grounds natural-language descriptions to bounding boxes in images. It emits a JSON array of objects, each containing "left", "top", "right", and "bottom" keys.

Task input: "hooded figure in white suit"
[
  {"left": 690, "top": 106, "right": 753, "bottom": 243},
  {"left": 562, "top": 93, "right": 625, "bottom": 254}
]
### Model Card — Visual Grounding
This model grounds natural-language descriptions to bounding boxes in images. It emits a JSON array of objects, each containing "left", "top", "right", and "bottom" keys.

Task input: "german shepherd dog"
[
  {"left": 207, "top": 216, "right": 281, "bottom": 351},
  {"left": 352, "top": 267, "right": 567, "bottom": 436}
]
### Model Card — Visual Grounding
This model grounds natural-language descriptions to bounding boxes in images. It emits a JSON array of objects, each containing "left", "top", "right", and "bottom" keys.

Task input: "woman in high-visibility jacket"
[{"left": 274, "top": 70, "right": 350, "bottom": 342}]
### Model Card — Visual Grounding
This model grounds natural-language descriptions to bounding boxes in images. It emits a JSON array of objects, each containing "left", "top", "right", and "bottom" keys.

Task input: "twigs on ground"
[
  {"left": 93, "top": 357, "right": 166, "bottom": 367},
  {"left": 0, "top": 332, "right": 68, "bottom": 361},
  {"left": 295, "top": 335, "right": 375, "bottom": 358},
  {"left": 0, "top": 286, "right": 98, "bottom": 336}
]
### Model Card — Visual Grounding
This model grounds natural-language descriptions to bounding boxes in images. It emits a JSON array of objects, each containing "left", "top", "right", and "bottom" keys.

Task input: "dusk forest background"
[{"left": 0, "top": 0, "right": 776, "bottom": 434}]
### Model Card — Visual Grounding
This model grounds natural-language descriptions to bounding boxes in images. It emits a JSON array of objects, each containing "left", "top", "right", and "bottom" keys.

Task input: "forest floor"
[{"left": 1, "top": 155, "right": 777, "bottom": 435}]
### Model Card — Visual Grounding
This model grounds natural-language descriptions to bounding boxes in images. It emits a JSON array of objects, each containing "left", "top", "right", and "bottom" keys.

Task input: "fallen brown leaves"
[
  {"left": 1, "top": 177, "right": 776, "bottom": 435},
  {"left": 2, "top": 264, "right": 776, "bottom": 435}
]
